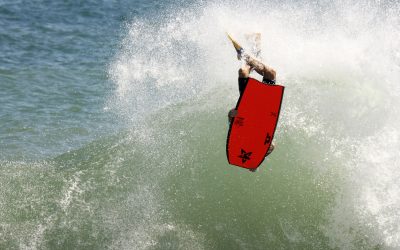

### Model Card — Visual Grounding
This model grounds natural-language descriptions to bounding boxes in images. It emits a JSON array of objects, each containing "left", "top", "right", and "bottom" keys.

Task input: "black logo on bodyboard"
[
  {"left": 264, "top": 133, "right": 271, "bottom": 145},
  {"left": 238, "top": 149, "right": 252, "bottom": 163},
  {"left": 234, "top": 117, "right": 244, "bottom": 126}
]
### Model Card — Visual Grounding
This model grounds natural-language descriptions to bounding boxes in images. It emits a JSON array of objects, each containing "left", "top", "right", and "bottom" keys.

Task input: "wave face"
[{"left": 1, "top": 0, "right": 400, "bottom": 249}]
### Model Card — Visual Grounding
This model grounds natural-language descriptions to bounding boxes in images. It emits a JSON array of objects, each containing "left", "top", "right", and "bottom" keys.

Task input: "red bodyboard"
[{"left": 227, "top": 78, "right": 284, "bottom": 170}]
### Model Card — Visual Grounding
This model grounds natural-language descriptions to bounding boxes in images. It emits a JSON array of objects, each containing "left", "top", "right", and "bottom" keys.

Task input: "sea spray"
[
  {"left": 0, "top": 0, "right": 399, "bottom": 248},
  {"left": 109, "top": 0, "right": 400, "bottom": 248}
]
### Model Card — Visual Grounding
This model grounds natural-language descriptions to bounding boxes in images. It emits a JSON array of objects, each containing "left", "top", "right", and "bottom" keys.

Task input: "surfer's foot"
[
  {"left": 236, "top": 47, "right": 245, "bottom": 60},
  {"left": 245, "top": 32, "right": 262, "bottom": 59},
  {"left": 236, "top": 46, "right": 251, "bottom": 61},
  {"left": 249, "top": 168, "right": 258, "bottom": 172}
]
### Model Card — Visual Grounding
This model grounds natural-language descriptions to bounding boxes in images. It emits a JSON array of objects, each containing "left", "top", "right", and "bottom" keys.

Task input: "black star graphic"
[
  {"left": 238, "top": 149, "right": 252, "bottom": 163},
  {"left": 264, "top": 133, "right": 271, "bottom": 145}
]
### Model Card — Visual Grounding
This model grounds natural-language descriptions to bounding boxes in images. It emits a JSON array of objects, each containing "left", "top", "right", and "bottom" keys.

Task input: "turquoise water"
[{"left": 1, "top": 0, "right": 400, "bottom": 249}]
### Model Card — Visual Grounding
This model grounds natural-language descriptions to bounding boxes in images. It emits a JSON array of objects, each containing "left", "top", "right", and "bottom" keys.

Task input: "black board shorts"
[{"left": 238, "top": 77, "right": 276, "bottom": 95}]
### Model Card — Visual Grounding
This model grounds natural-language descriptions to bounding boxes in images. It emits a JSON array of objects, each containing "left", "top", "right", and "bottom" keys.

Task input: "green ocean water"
[{"left": 1, "top": 0, "right": 400, "bottom": 249}]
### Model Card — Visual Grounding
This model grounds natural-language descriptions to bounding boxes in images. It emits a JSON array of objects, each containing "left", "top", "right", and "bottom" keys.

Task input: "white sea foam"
[{"left": 109, "top": 0, "right": 400, "bottom": 248}]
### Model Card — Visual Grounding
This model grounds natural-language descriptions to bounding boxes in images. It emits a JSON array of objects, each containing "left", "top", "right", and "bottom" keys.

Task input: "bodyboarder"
[{"left": 227, "top": 33, "right": 276, "bottom": 171}]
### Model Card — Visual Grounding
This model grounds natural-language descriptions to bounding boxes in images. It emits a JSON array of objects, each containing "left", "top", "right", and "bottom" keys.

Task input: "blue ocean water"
[
  {"left": 0, "top": 0, "right": 168, "bottom": 159},
  {"left": 1, "top": 0, "right": 400, "bottom": 249}
]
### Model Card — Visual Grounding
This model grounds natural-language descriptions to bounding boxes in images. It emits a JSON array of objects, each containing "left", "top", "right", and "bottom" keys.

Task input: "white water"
[{"left": 108, "top": 0, "right": 400, "bottom": 248}]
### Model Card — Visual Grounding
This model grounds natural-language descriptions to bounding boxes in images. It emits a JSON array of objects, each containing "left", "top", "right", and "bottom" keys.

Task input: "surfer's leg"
[
  {"left": 245, "top": 56, "right": 276, "bottom": 83},
  {"left": 238, "top": 65, "right": 250, "bottom": 95},
  {"left": 245, "top": 32, "right": 262, "bottom": 59},
  {"left": 229, "top": 66, "right": 251, "bottom": 123},
  {"left": 238, "top": 65, "right": 251, "bottom": 78}
]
